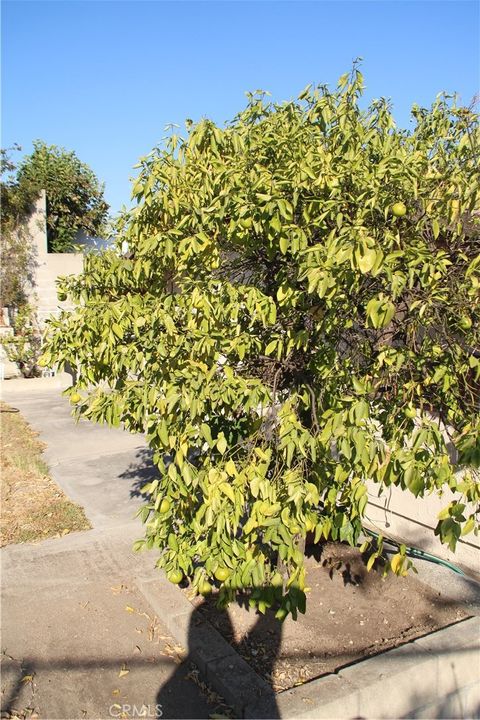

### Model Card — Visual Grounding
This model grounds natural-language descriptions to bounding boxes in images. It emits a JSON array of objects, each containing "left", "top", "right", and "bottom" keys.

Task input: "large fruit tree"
[{"left": 42, "top": 66, "right": 479, "bottom": 618}]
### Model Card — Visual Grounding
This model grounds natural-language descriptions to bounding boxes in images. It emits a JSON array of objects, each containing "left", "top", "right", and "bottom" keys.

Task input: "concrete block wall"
[
  {"left": 26, "top": 191, "right": 83, "bottom": 327},
  {"left": 0, "top": 192, "right": 84, "bottom": 379}
]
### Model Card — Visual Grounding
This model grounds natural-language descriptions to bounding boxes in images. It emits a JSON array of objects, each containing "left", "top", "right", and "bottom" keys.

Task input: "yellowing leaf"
[
  {"left": 390, "top": 553, "right": 404, "bottom": 575},
  {"left": 270, "top": 215, "right": 282, "bottom": 233},
  {"left": 219, "top": 482, "right": 235, "bottom": 503},
  {"left": 112, "top": 323, "right": 124, "bottom": 339},
  {"left": 366, "top": 295, "right": 395, "bottom": 329},
  {"left": 461, "top": 516, "right": 475, "bottom": 536},
  {"left": 225, "top": 459, "right": 237, "bottom": 476},
  {"left": 216, "top": 434, "right": 227, "bottom": 454},
  {"left": 356, "top": 246, "right": 377, "bottom": 274}
]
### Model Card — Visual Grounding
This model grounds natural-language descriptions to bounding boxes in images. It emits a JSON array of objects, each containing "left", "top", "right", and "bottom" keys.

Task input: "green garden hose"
[{"left": 362, "top": 527, "right": 466, "bottom": 576}]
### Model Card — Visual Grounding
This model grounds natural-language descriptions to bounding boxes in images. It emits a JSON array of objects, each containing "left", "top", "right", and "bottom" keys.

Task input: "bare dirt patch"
[
  {"left": 1, "top": 401, "right": 90, "bottom": 546},
  {"left": 193, "top": 542, "right": 469, "bottom": 692}
]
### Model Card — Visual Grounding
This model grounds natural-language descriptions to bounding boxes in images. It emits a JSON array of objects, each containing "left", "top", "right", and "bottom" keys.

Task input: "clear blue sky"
[{"left": 2, "top": 0, "right": 479, "bottom": 215}]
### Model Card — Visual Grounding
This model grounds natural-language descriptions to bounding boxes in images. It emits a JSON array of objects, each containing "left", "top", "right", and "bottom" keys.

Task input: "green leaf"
[
  {"left": 159, "top": 420, "right": 169, "bottom": 447},
  {"left": 270, "top": 215, "right": 282, "bottom": 233},
  {"left": 112, "top": 323, "right": 124, "bottom": 339},
  {"left": 366, "top": 295, "right": 395, "bottom": 329},
  {"left": 298, "top": 83, "right": 312, "bottom": 100}
]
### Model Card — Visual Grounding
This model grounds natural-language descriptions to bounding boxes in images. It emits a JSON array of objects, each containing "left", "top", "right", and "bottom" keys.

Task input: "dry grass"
[{"left": 1, "top": 401, "right": 90, "bottom": 546}]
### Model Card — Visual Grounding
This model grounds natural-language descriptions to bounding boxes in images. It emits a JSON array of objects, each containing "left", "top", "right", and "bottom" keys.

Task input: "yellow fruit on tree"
[
  {"left": 168, "top": 569, "right": 183, "bottom": 584},
  {"left": 404, "top": 405, "right": 416, "bottom": 419},
  {"left": 392, "top": 202, "right": 407, "bottom": 217},
  {"left": 70, "top": 392, "right": 82, "bottom": 404},
  {"left": 199, "top": 580, "right": 213, "bottom": 596},
  {"left": 459, "top": 315, "right": 472, "bottom": 330},
  {"left": 214, "top": 567, "right": 230, "bottom": 582},
  {"left": 159, "top": 498, "right": 171, "bottom": 514}
]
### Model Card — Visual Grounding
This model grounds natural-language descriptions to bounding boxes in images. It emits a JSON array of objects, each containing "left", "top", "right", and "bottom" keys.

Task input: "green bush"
[{"left": 2, "top": 305, "right": 42, "bottom": 378}]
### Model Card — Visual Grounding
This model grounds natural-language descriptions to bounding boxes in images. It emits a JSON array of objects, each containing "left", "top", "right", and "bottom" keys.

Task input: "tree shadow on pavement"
[
  {"left": 156, "top": 600, "right": 282, "bottom": 719},
  {"left": 117, "top": 447, "right": 159, "bottom": 499}
]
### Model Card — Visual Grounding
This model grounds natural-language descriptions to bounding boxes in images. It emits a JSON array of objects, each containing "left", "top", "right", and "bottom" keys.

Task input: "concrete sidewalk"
[
  {"left": 0, "top": 381, "right": 226, "bottom": 719},
  {"left": 1, "top": 528, "right": 223, "bottom": 720},
  {"left": 1, "top": 380, "right": 152, "bottom": 529}
]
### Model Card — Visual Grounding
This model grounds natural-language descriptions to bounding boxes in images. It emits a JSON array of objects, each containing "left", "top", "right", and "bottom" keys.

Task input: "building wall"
[
  {"left": 366, "top": 480, "right": 479, "bottom": 572},
  {"left": 27, "top": 190, "right": 84, "bottom": 326},
  {"left": 1, "top": 192, "right": 85, "bottom": 378}
]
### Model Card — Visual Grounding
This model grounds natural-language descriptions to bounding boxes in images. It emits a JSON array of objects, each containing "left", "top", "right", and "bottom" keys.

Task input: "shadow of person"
[{"left": 156, "top": 597, "right": 282, "bottom": 719}]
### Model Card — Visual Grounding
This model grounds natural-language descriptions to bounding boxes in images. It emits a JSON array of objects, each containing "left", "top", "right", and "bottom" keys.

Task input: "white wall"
[
  {"left": 366, "top": 480, "right": 479, "bottom": 573},
  {"left": 27, "top": 191, "right": 84, "bottom": 326}
]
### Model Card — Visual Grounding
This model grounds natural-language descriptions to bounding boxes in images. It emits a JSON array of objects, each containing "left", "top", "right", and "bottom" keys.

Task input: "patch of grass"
[{"left": 1, "top": 401, "right": 91, "bottom": 546}]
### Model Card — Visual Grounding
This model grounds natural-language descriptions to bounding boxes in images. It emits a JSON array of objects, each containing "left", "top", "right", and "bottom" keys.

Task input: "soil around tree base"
[{"left": 192, "top": 542, "right": 470, "bottom": 692}]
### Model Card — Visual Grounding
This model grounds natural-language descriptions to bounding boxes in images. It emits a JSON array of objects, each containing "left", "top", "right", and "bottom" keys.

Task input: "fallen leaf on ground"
[{"left": 118, "top": 664, "right": 130, "bottom": 678}]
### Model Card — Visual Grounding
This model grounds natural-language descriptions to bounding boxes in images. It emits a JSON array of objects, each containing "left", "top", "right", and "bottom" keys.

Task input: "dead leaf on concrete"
[
  {"left": 118, "top": 664, "right": 130, "bottom": 678},
  {"left": 163, "top": 643, "right": 186, "bottom": 664}
]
